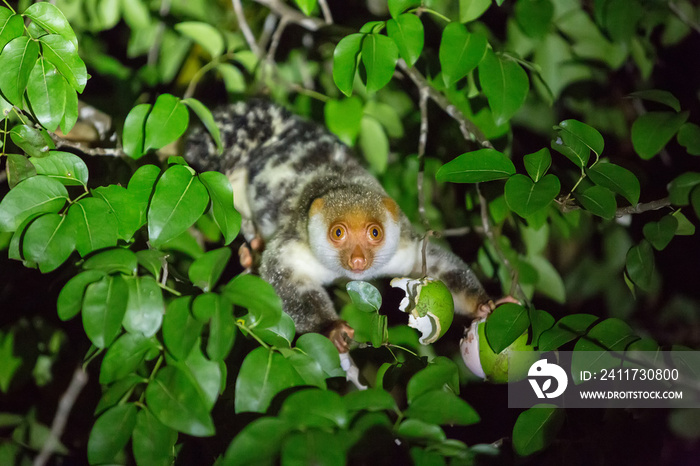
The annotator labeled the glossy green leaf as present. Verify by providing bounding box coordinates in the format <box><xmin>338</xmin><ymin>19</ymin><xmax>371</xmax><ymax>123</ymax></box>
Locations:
<box><xmin>668</xmin><ymin>172</ymin><xmax>700</xmax><ymax>205</ymax></box>
<box><xmin>388</xmin><ymin>0</ymin><xmax>420</xmax><ymax>18</ymax></box>
<box><xmin>626</xmin><ymin>240</ymin><xmax>655</xmax><ymax>291</ymax></box>
<box><xmin>324</xmin><ymin>97</ymin><xmax>363</xmax><ymax>146</ymax></box>
<box><xmin>163</xmin><ymin>297</ymin><xmax>202</xmax><ymax>361</ymax></box>
<box><xmin>512</xmin><ymin>404</ymin><xmax>564</xmax><ymax>456</ymax></box>
<box><xmin>235</xmin><ymin>347</ymin><xmax>305</xmax><ymax>413</ymax></box>
<box><xmin>87</xmin><ymin>403</ymin><xmax>137</xmax><ymax>465</ymax></box>
<box><xmin>359</xmin><ymin>115</ymin><xmax>389</xmax><ymax>174</ymax></box>
<box><xmin>123</xmin><ymin>103</ymin><xmax>151</xmax><ymax>159</ymax></box>
<box><xmin>677</xmin><ymin>123</ymin><xmax>700</xmax><ymax>156</ymax></box>
<box><xmin>123</xmin><ymin>276</ymin><xmax>164</xmax><ymax>337</ymax></box>
<box><xmin>632</xmin><ymin>111</ymin><xmax>689</xmax><ymax>159</ymax></box>
<box><xmin>61</xmin><ymin>86</ymin><xmax>79</xmax><ymax>134</ymax></box>
<box><xmin>204</xmin><ymin>294</ymin><xmax>236</xmax><ymax>361</ymax></box>
<box><xmin>255</xmin><ymin>314</ymin><xmax>295</xmax><ymax>348</ymax></box>
<box><xmin>57</xmin><ymin>270</ymin><xmax>105</xmax><ymax>321</ymax></box>
<box><xmin>223</xmin><ymin>274</ymin><xmax>282</xmax><ymax>329</ymax></box>
<box><xmin>294</xmin><ymin>0</ymin><xmax>317</xmax><ymax>16</ymax></box>
<box><xmin>144</xmin><ymin>94</ymin><xmax>189</xmax><ymax>151</ymax></box>
<box><xmin>587</xmin><ymin>162</ymin><xmax>640</xmax><ymax>206</ymax></box>
<box><xmin>128</xmin><ymin>164</ymin><xmax>160</xmax><ymax>225</ymax></box>
<box><xmin>175</xmin><ymin>21</ymin><xmax>224</xmax><ymax>58</ymax></box>
<box><xmin>361</xmin><ymin>34</ymin><xmax>399</xmax><ymax>93</ymax></box>
<box><xmin>99</xmin><ymin>332</ymin><xmax>156</xmax><ymax>384</ymax></box>
<box><xmin>39</xmin><ymin>34</ymin><xmax>88</xmax><ymax>93</ymax></box>
<box><xmin>529</xmin><ymin>255</ymin><xmax>566</xmax><ymax>303</ymax></box>
<box><xmin>397</xmin><ymin>419</ymin><xmax>446</xmax><ymax>442</ymax></box>
<box><xmin>628</xmin><ymin>89</ymin><xmax>681</xmax><ymax>112</ymax></box>
<box><xmin>5</xmin><ymin>153</ymin><xmax>37</xmax><ymax>189</ymax></box>
<box><xmin>333</xmin><ymin>33</ymin><xmax>363</xmax><ymax>96</ymax></box>
<box><xmin>132</xmin><ymin>409</ymin><xmax>178</xmax><ymax>466</ymax></box>
<box><xmin>283</xmin><ymin>349</ymin><xmax>326</xmax><ymax>388</ymax></box>
<box><xmin>460</xmin><ymin>0</ymin><xmax>491</xmax><ymax>23</ymax></box>
<box><xmin>643</xmin><ymin>215</ymin><xmax>677</xmax><ymax>251</ymax></box>
<box><xmin>136</xmin><ymin>250</ymin><xmax>166</xmax><ymax>280</ymax></box>
<box><xmin>557</xmin><ymin>119</ymin><xmax>604</xmax><ymax>158</ymax></box>
<box><xmin>573</xmin><ymin>318</ymin><xmax>639</xmax><ymax>354</ymax></box>
<box><xmin>0</xmin><ymin>36</ymin><xmax>39</xmax><ymax>105</ymax></box>
<box><xmin>386</xmin><ymin>14</ymin><xmax>424</xmax><ymax>67</ymax></box>
<box><xmin>92</xmin><ymin>185</ymin><xmax>142</xmax><ymax>241</ymax></box>
<box><xmin>82</xmin><ymin>275</ymin><xmax>129</xmax><ymax>348</ymax></box>
<box><xmin>83</xmin><ymin>248</ymin><xmax>138</xmax><ymax>275</ymax></box>
<box><xmin>515</xmin><ymin>0</ymin><xmax>553</xmax><ymax>38</ymax></box>
<box><xmin>182</xmin><ymin>98</ymin><xmax>222</xmax><ymax>154</ymax></box>
<box><xmin>436</xmin><ymin>148</ymin><xmax>516</xmax><ymax>183</ymax></box>
<box><xmin>66</xmin><ymin>198</ymin><xmax>119</xmax><ymax>256</ymax></box>
<box><xmin>199</xmin><ymin>171</ymin><xmax>241</xmax><ymax>245</ymax></box>
<box><xmin>26</xmin><ymin>58</ymin><xmax>66</xmax><ymax>132</ymax></box>
<box><xmin>94</xmin><ymin>374</ymin><xmax>143</xmax><ymax>416</ymax></box>
<box><xmin>479</xmin><ymin>50</ymin><xmax>529</xmax><ymax>125</ymax></box>
<box><xmin>0</xmin><ymin>175</ymin><xmax>68</xmax><ymax>232</ymax></box>
<box><xmin>296</xmin><ymin>333</ymin><xmax>344</xmax><ymax>378</ymax></box>
<box><xmin>551</xmin><ymin>128</ymin><xmax>590</xmax><ymax>168</ymax></box>
<box><xmin>505</xmin><ymin>174</ymin><xmax>560</xmax><ymax>218</ymax></box>
<box><xmin>145</xmin><ymin>366</ymin><xmax>215</xmax><ymax>436</ymax></box>
<box><xmin>10</xmin><ymin>125</ymin><xmax>54</xmax><ymax>157</ymax></box>
<box><xmin>346</xmin><ymin>280</ymin><xmax>382</xmax><ymax>313</ymax></box>
<box><xmin>30</xmin><ymin>151</ymin><xmax>88</xmax><ymax>186</ymax></box>
<box><xmin>222</xmin><ymin>418</ymin><xmax>292</xmax><ymax>466</ymax></box>
<box><xmin>217</xmin><ymin>63</ymin><xmax>246</xmax><ymax>93</ymax></box>
<box><xmin>188</xmin><ymin>247</ymin><xmax>231</xmax><ymax>292</ymax></box>
<box><xmin>484</xmin><ymin>302</ymin><xmax>529</xmax><ymax>354</ymax></box>
<box><xmin>440</xmin><ymin>23</ymin><xmax>487</xmax><ymax>86</ymax></box>
<box><xmin>280</xmin><ymin>389</ymin><xmax>348</xmax><ymax>429</ymax></box>
<box><xmin>523</xmin><ymin>148</ymin><xmax>551</xmax><ymax>182</ymax></box>
<box><xmin>0</xmin><ymin>12</ymin><xmax>23</xmax><ymax>52</ymax></box>
<box><xmin>530</xmin><ymin>309</ymin><xmax>555</xmax><ymax>346</ymax></box>
<box><xmin>406</xmin><ymin>357</ymin><xmax>459</xmax><ymax>404</ymax></box>
<box><xmin>148</xmin><ymin>165</ymin><xmax>209</xmax><ymax>247</ymax></box>
<box><xmin>405</xmin><ymin>389</ymin><xmax>480</xmax><ymax>426</ymax></box>
<box><xmin>185</xmin><ymin>342</ymin><xmax>222</xmax><ymax>409</ymax></box>
<box><xmin>576</xmin><ymin>185</ymin><xmax>617</xmax><ymax>219</ymax></box>
<box><xmin>22</xmin><ymin>213</ymin><xmax>75</xmax><ymax>273</ymax></box>
<box><xmin>344</xmin><ymin>388</ymin><xmax>397</xmax><ymax>412</ymax></box>
<box><xmin>281</xmin><ymin>430</ymin><xmax>345</xmax><ymax>466</ymax></box>
<box><xmin>23</xmin><ymin>2</ymin><xmax>78</xmax><ymax>47</ymax></box>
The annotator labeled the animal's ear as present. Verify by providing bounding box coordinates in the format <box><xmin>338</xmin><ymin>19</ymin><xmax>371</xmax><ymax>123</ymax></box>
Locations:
<box><xmin>382</xmin><ymin>197</ymin><xmax>399</xmax><ymax>221</ymax></box>
<box><xmin>309</xmin><ymin>198</ymin><xmax>325</xmax><ymax>216</ymax></box>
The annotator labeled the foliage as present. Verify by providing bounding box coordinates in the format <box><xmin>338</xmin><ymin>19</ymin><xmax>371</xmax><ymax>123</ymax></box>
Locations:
<box><xmin>0</xmin><ymin>0</ymin><xmax>699</xmax><ymax>465</ymax></box>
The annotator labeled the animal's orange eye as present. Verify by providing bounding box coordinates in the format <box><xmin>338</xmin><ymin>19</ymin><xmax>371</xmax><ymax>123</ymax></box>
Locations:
<box><xmin>329</xmin><ymin>224</ymin><xmax>346</xmax><ymax>242</ymax></box>
<box><xmin>367</xmin><ymin>224</ymin><xmax>383</xmax><ymax>241</ymax></box>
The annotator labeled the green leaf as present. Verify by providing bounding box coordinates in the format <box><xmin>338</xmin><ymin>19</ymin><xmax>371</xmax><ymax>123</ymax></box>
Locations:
<box><xmin>95</xmin><ymin>374</ymin><xmax>142</xmax><ymax>416</ymax></box>
<box><xmin>530</xmin><ymin>309</ymin><xmax>555</xmax><ymax>346</ymax></box>
<box><xmin>0</xmin><ymin>36</ymin><xmax>39</xmax><ymax>105</ymax></box>
<box><xmin>626</xmin><ymin>240</ymin><xmax>655</xmax><ymax>291</ymax></box>
<box><xmin>30</xmin><ymin>151</ymin><xmax>89</xmax><ymax>186</ymax></box>
<box><xmin>460</xmin><ymin>0</ymin><xmax>491</xmax><ymax>23</ymax></box>
<box><xmin>175</xmin><ymin>22</ymin><xmax>224</xmax><ymax>58</ymax></box>
<box><xmin>136</xmin><ymin>250</ymin><xmax>166</xmax><ymax>280</ymax></box>
<box><xmin>514</xmin><ymin>0</ymin><xmax>553</xmax><ymax>38</ymax></box>
<box><xmin>145</xmin><ymin>366</ymin><xmax>215</xmax><ymax>437</ymax></box>
<box><xmin>628</xmin><ymin>89</ymin><xmax>681</xmax><ymax>112</ymax></box>
<box><xmin>484</xmin><ymin>302</ymin><xmax>529</xmax><ymax>354</ymax></box>
<box><xmin>185</xmin><ymin>342</ymin><xmax>222</xmax><ymax>409</ymax></box>
<box><xmin>188</xmin><ymin>247</ymin><xmax>232</xmax><ymax>292</ymax></box>
<box><xmin>397</xmin><ymin>419</ymin><xmax>446</xmax><ymax>442</ymax></box>
<box><xmin>643</xmin><ymin>215</ymin><xmax>677</xmax><ymax>251</ymax></box>
<box><xmin>479</xmin><ymin>50</ymin><xmax>529</xmax><ymax>125</ymax></box>
<box><xmin>512</xmin><ymin>404</ymin><xmax>564</xmax><ymax>456</ymax></box>
<box><xmin>223</xmin><ymin>274</ymin><xmax>282</xmax><ymax>329</ymax></box>
<box><xmin>39</xmin><ymin>34</ymin><xmax>88</xmax><ymax>93</ymax></box>
<box><xmin>144</xmin><ymin>94</ymin><xmax>189</xmax><ymax>152</ymax></box>
<box><xmin>677</xmin><ymin>123</ymin><xmax>700</xmax><ymax>156</ymax></box>
<box><xmin>87</xmin><ymin>403</ymin><xmax>137</xmax><ymax>465</ymax></box>
<box><xmin>99</xmin><ymin>332</ymin><xmax>156</xmax><ymax>384</ymax></box>
<box><xmin>23</xmin><ymin>2</ymin><xmax>78</xmax><ymax>47</ymax></box>
<box><xmin>505</xmin><ymin>174</ymin><xmax>560</xmax><ymax>218</ymax></box>
<box><xmin>587</xmin><ymin>162</ymin><xmax>640</xmax><ymax>206</ymax></box>
<box><xmin>523</xmin><ymin>148</ymin><xmax>551</xmax><ymax>182</ymax></box>
<box><xmin>123</xmin><ymin>103</ymin><xmax>151</xmax><ymax>159</ymax></box>
<box><xmin>296</xmin><ymin>333</ymin><xmax>344</xmax><ymax>378</ymax></box>
<box><xmin>22</xmin><ymin>213</ymin><xmax>75</xmax><ymax>273</ymax></box>
<box><xmin>557</xmin><ymin>119</ymin><xmax>604</xmax><ymax>159</ymax></box>
<box><xmin>163</xmin><ymin>297</ymin><xmax>202</xmax><ymax>360</ymax></box>
<box><xmin>405</xmin><ymin>390</ymin><xmax>480</xmax><ymax>426</ymax></box>
<box><xmin>361</xmin><ymin>34</ymin><xmax>399</xmax><ymax>93</ymax></box>
<box><xmin>668</xmin><ymin>172</ymin><xmax>700</xmax><ymax>205</ymax></box>
<box><xmin>83</xmin><ymin>248</ymin><xmax>138</xmax><ymax>275</ymax></box>
<box><xmin>280</xmin><ymin>389</ymin><xmax>348</xmax><ymax>429</ymax></box>
<box><xmin>632</xmin><ymin>111</ymin><xmax>689</xmax><ymax>159</ymax></box>
<box><xmin>235</xmin><ymin>347</ymin><xmax>305</xmax><ymax>413</ymax></box>
<box><xmin>66</xmin><ymin>197</ymin><xmax>119</xmax><ymax>256</ymax></box>
<box><xmin>573</xmin><ymin>318</ymin><xmax>639</xmax><ymax>353</ymax></box>
<box><xmin>344</xmin><ymin>388</ymin><xmax>397</xmax><ymax>412</ymax></box>
<box><xmin>333</xmin><ymin>33</ymin><xmax>363</xmax><ymax>96</ymax></box>
<box><xmin>199</xmin><ymin>171</ymin><xmax>241</xmax><ymax>245</ymax></box>
<box><xmin>0</xmin><ymin>12</ymin><xmax>23</xmax><ymax>52</ymax></box>
<box><xmin>406</xmin><ymin>357</ymin><xmax>459</xmax><ymax>404</ymax></box>
<box><xmin>0</xmin><ymin>175</ymin><xmax>68</xmax><ymax>232</ymax></box>
<box><xmin>386</xmin><ymin>14</ymin><xmax>424</xmax><ymax>67</ymax></box>
<box><xmin>61</xmin><ymin>86</ymin><xmax>79</xmax><ymax>134</ymax></box>
<box><xmin>529</xmin><ymin>255</ymin><xmax>566</xmax><ymax>303</ymax></box>
<box><xmin>123</xmin><ymin>276</ymin><xmax>164</xmax><ymax>337</ymax></box>
<box><xmin>551</xmin><ymin>128</ymin><xmax>590</xmax><ymax>168</ymax></box>
<box><xmin>346</xmin><ymin>281</ymin><xmax>382</xmax><ymax>312</ymax></box>
<box><xmin>283</xmin><ymin>349</ymin><xmax>326</xmax><ymax>387</ymax></box>
<box><xmin>388</xmin><ymin>0</ymin><xmax>420</xmax><ymax>18</ymax></box>
<box><xmin>57</xmin><ymin>270</ymin><xmax>105</xmax><ymax>321</ymax></box>
<box><xmin>216</xmin><ymin>63</ymin><xmax>246</xmax><ymax>94</ymax></box>
<box><xmin>10</xmin><ymin>125</ymin><xmax>54</xmax><ymax>157</ymax></box>
<box><xmin>222</xmin><ymin>418</ymin><xmax>292</xmax><ymax>466</ymax></box>
<box><xmin>82</xmin><ymin>275</ymin><xmax>129</xmax><ymax>348</ymax></box>
<box><xmin>294</xmin><ymin>0</ymin><xmax>318</xmax><ymax>16</ymax></box>
<box><xmin>132</xmin><ymin>409</ymin><xmax>178</xmax><ymax>466</ymax></box>
<box><xmin>281</xmin><ymin>430</ymin><xmax>346</xmax><ymax>466</ymax></box>
<box><xmin>5</xmin><ymin>153</ymin><xmax>37</xmax><ymax>189</ymax></box>
<box><xmin>576</xmin><ymin>185</ymin><xmax>617</xmax><ymax>220</ymax></box>
<box><xmin>92</xmin><ymin>185</ymin><xmax>142</xmax><ymax>241</ymax></box>
<box><xmin>324</xmin><ymin>97</ymin><xmax>364</xmax><ymax>146</ymax></box>
<box><xmin>26</xmin><ymin>58</ymin><xmax>66</xmax><ymax>132</ymax></box>
<box><xmin>182</xmin><ymin>98</ymin><xmax>223</xmax><ymax>154</ymax></box>
<box><xmin>359</xmin><ymin>115</ymin><xmax>389</xmax><ymax>174</ymax></box>
<box><xmin>436</xmin><ymin>148</ymin><xmax>516</xmax><ymax>183</ymax></box>
<box><xmin>148</xmin><ymin>164</ymin><xmax>209</xmax><ymax>247</ymax></box>
<box><xmin>204</xmin><ymin>294</ymin><xmax>236</xmax><ymax>361</ymax></box>
<box><xmin>440</xmin><ymin>23</ymin><xmax>487</xmax><ymax>87</ymax></box>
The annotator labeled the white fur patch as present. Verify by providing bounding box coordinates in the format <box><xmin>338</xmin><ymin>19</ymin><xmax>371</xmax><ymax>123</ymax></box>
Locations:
<box><xmin>282</xmin><ymin>240</ymin><xmax>338</xmax><ymax>284</ymax></box>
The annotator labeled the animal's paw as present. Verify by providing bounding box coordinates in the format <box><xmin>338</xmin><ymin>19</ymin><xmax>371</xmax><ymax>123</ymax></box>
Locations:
<box><xmin>327</xmin><ymin>320</ymin><xmax>355</xmax><ymax>354</ymax></box>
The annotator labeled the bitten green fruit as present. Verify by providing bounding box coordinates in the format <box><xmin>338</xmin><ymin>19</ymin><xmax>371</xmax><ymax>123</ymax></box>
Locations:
<box><xmin>390</xmin><ymin>277</ymin><xmax>455</xmax><ymax>344</ymax></box>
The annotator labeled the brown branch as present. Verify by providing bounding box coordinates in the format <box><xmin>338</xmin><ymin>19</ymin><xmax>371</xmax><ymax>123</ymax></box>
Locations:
<box><xmin>33</xmin><ymin>368</ymin><xmax>89</xmax><ymax>466</ymax></box>
<box><xmin>253</xmin><ymin>0</ymin><xmax>326</xmax><ymax>31</ymax></box>
<box><xmin>318</xmin><ymin>0</ymin><xmax>333</xmax><ymax>24</ymax></box>
<box><xmin>615</xmin><ymin>197</ymin><xmax>671</xmax><ymax>216</ymax></box>
<box><xmin>232</xmin><ymin>0</ymin><xmax>262</xmax><ymax>57</ymax></box>
<box><xmin>50</xmin><ymin>133</ymin><xmax>124</xmax><ymax>157</ymax></box>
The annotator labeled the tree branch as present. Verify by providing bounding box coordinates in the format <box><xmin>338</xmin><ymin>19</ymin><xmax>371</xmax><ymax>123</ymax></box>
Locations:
<box><xmin>669</xmin><ymin>1</ymin><xmax>700</xmax><ymax>35</ymax></box>
<box><xmin>253</xmin><ymin>0</ymin><xmax>326</xmax><ymax>31</ymax></box>
<box><xmin>232</xmin><ymin>0</ymin><xmax>262</xmax><ymax>57</ymax></box>
<box><xmin>615</xmin><ymin>197</ymin><xmax>671</xmax><ymax>216</ymax></box>
<box><xmin>318</xmin><ymin>0</ymin><xmax>333</xmax><ymax>24</ymax></box>
<box><xmin>50</xmin><ymin>133</ymin><xmax>125</xmax><ymax>157</ymax></box>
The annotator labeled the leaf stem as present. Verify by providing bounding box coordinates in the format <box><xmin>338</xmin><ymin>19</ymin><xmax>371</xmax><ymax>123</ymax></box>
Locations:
<box><xmin>236</xmin><ymin>320</ymin><xmax>271</xmax><ymax>349</ymax></box>
<box><xmin>1</xmin><ymin>0</ymin><xmax>15</xmax><ymax>13</ymax></box>
<box><xmin>412</xmin><ymin>7</ymin><xmax>451</xmax><ymax>23</ymax></box>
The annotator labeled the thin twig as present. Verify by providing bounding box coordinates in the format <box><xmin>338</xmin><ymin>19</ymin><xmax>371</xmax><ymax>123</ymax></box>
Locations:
<box><xmin>416</xmin><ymin>88</ymin><xmax>430</xmax><ymax>232</ymax></box>
<box><xmin>33</xmin><ymin>368</ymin><xmax>89</xmax><ymax>466</ymax></box>
<box><xmin>50</xmin><ymin>134</ymin><xmax>125</xmax><ymax>157</ymax></box>
<box><xmin>253</xmin><ymin>0</ymin><xmax>326</xmax><ymax>31</ymax></box>
<box><xmin>266</xmin><ymin>16</ymin><xmax>288</xmax><ymax>66</ymax></box>
<box><xmin>669</xmin><ymin>1</ymin><xmax>700</xmax><ymax>34</ymax></box>
<box><xmin>147</xmin><ymin>0</ymin><xmax>172</xmax><ymax>67</ymax></box>
<box><xmin>616</xmin><ymin>197</ymin><xmax>671</xmax><ymax>216</ymax></box>
<box><xmin>318</xmin><ymin>0</ymin><xmax>334</xmax><ymax>24</ymax></box>
<box><xmin>258</xmin><ymin>13</ymin><xmax>279</xmax><ymax>51</ymax></box>
<box><xmin>232</xmin><ymin>0</ymin><xmax>262</xmax><ymax>57</ymax></box>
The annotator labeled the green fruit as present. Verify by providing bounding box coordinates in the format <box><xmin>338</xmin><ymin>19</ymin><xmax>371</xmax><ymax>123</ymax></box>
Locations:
<box><xmin>390</xmin><ymin>277</ymin><xmax>455</xmax><ymax>344</ymax></box>
<box><xmin>477</xmin><ymin>321</ymin><xmax>539</xmax><ymax>383</ymax></box>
